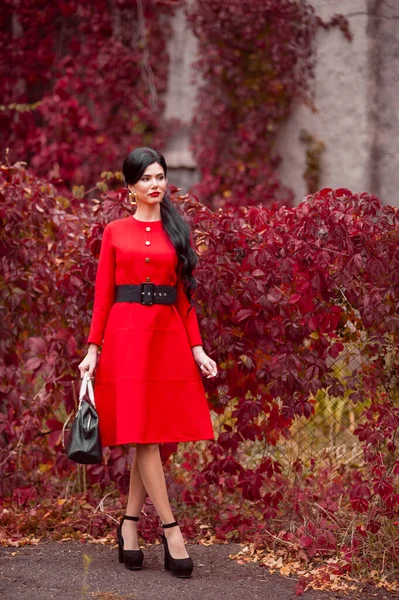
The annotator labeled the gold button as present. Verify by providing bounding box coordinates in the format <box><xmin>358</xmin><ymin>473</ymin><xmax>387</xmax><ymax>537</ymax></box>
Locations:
<box><xmin>145</xmin><ymin>257</ymin><xmax>150</xmax><ymax>263</ymax></box>
<box><xmin>146</xmin><ymin>226</ymin><xmax>151</xmax><ymax>232</ymax></box>
<box><xmin>145</xmin><ymin>241</ymin><xmax>150</xmax><ymax>246</ymax></box>
<box><xmin>146</xmin><ymin>276</ymin><xmax>151</xmax><ymax>282</ymax></box>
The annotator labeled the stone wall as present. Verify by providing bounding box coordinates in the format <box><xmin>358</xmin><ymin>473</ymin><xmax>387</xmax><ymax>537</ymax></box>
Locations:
<box><xmin>163</xmin><ymin>1</ymin><xmax>399</xmax><ymax>205</ymax></box>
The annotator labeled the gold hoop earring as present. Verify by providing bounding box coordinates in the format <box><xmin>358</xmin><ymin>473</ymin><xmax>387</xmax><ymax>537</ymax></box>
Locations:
<box><xmin>129</xmin><ymin>190</ymin><xmax>137</xmax><ymax>206</ymax></box>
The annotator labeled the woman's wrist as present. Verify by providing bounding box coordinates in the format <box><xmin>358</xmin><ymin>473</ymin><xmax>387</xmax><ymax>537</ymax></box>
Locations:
<box><xmin>191</xmin><ymin>345</ymin><xmax>203</xmax><ymax>356</ymax></box>
<box><xmin>88</xmin><ymin>343</ymin><xmax>99</xmax><ymax>354</ymax></box>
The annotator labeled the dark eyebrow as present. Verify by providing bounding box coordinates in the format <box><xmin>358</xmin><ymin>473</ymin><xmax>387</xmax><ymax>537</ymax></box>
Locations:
<box><xmin>143</xmin><ymin>172</ymin><xmax>164</xmax><ymax>176</ymax></box>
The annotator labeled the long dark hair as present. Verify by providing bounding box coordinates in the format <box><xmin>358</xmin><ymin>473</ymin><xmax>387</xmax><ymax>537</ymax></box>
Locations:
<box><xmin>122</xmin><ymin>147</ymin><xmax>198</xmax><ymax>306</ymax></box>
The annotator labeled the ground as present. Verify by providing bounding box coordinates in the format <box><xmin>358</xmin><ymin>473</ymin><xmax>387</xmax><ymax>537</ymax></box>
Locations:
<box><xmin>1</xmin><ymin>541</ymin><xmax>396</xmax><ymax>600</ymax></box>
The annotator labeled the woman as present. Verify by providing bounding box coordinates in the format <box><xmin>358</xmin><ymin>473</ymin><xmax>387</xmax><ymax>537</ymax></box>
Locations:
<box><xmin>78</xmin><ymin>147</ymin><xmax>217</xmax><ymax>579</ymax></box>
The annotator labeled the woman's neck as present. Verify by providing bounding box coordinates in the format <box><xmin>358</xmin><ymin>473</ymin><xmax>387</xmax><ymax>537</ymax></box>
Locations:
<box><xmin>133</xmin><ymin>206</ymin><xmax>162</xmax><ymax>222</ymax></box>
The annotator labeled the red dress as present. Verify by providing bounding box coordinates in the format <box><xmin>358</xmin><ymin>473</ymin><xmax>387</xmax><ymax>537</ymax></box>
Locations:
<box><xmin>87</xmin><ymin>215</ymin><xmax>214</xmax><ymax>447</ymax></box>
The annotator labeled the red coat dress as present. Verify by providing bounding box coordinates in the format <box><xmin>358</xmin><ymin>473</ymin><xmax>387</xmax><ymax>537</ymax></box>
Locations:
<box><xmin>87</xmin><ymin>215</ymin><xmax>214</xmax><ymax>447</ymax></box>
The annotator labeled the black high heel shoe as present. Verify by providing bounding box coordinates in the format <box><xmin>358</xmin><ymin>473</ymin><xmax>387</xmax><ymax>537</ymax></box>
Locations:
<box><xmin>117</xmin><ymin>515</ymin><xmax>144</xmax><ymax>570</ymax></box>
<box><xmin>162</xmin><ymin>521</ymin><xmax>193</xmax><ymax>578</ymax></box>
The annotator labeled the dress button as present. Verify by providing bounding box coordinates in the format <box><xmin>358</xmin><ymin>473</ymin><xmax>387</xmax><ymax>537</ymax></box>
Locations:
<box><xmin>145</xmin><ymin>241</ymin><xmax>150</xmax><ymax>246</ymax></box>
<box><xmin>146</xmin><ymin>226</ymin><xmax>151</xmax><ymax>232</ymax></box>
<box><xmin>146</xmin><ymin>276</ymin><xmax>151</xmax><ymax>282</ymax></box>
<box><xmin>145</xmin><ymin>257</ymin><xmax>150</xmax><ymax>263</ymax></box>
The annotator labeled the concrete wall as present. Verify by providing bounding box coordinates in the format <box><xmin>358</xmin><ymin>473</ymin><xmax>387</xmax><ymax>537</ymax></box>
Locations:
<box><xmin>367</xmin><ymin>0</ymin><xmax>399</xmax><ymax>205</ymax></box>
<box><xmin>276</xmin><ymin>0</ymin><xmax>370</xmax><ymax>203</ymax></box>
<box><xmin>163</xmin><ymin>1</ymin><xmax>399</xmax><ymax>205</ymax></box>
<box><xmin>163</xmin><ymin>7</ymin><xmax>200</xmax><ymax>192</ymax></box>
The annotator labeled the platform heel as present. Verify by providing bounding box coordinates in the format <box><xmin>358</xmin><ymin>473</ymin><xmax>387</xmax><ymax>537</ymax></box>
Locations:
<box><xmin>117</xmin><ymin>515</ymin><xmax>144</xmax><ymax>570</ymax></box>
<box><xmin>161</xmin><ymin>521</ymin><xmax>193</xmax><ymax>578</ymax></box>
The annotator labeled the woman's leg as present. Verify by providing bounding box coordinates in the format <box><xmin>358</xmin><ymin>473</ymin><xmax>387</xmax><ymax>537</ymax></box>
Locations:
<box><xmin>135</xmin><ymin>443</ymin><xmax>189</xmax><ymax>559</ymax></box>
<box><xmin>122</xmin><ymin>450</ymin><xmax>148</xmax><ymax>551</ymax></box>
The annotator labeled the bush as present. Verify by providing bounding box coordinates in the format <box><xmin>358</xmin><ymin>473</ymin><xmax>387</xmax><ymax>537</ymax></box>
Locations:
<box><xmin>181</xmin><ymin>187</ymin><xmax>399</xmax><ymax>577</ymax></box>
<box><xmin>1</xmin><ymin>164</ymin><xmax>399</xmax><ymax>579</ymax></box>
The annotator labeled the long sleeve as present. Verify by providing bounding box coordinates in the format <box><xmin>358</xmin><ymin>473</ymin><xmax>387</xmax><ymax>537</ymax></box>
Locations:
<box><xmin>87</xmin><ymin>224</ymin><xmax>116</xmax><ymax>346</ymax></box>
<box><xmin>175</xmin><ymin>276</ymin><xmax>203</xmax><ymax>348</ymax></box>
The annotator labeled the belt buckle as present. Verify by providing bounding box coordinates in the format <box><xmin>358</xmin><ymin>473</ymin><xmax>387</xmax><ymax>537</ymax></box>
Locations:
<box><xmin>141</xmin><ymin>282</ymin><xmax>155</xmax><ymax>306</ymax></box>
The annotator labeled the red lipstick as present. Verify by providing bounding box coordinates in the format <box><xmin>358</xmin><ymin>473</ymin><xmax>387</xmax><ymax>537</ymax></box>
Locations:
<box><xmin>149</xmin><ymin>192</ymin><xmax>160</xmax><ymax>197</ymax></box>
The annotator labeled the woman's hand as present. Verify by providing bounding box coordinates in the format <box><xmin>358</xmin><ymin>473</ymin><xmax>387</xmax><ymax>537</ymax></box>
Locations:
<box><xmin>78</xmin><ymin>344</ymin><xmax>98</xmax><ymax>379</ymax></box>
<box><xmin>192</xmin><ymin>346</ymin><xmax>217</xmax><ymax>378</ymax></box>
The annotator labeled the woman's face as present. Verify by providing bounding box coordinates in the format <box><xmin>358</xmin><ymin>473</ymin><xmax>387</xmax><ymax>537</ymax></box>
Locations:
<box><xmin>130</xmin><ymin>162</ymin><xmax>167</xmax><ymax>206</ymax></box>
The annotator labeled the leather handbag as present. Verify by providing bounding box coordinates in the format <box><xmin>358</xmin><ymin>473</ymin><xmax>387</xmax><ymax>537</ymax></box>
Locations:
<box><xmin>65</xmin><ymin>372</ymin><xmax>102</xmax><ymax>464</ymax></box>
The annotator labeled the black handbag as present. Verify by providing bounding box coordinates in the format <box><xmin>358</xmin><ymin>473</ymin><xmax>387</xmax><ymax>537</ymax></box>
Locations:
<box><xmin>65</xmin><ymin>372</ymin><xmax>102</xmax><ymax>464</ymax></box>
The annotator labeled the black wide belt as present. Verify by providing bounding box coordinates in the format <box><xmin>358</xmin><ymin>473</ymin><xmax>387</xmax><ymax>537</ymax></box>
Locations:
<box><xmin>115</xmin><ymin>283</ymin><xmax>177</xmax><ymax>306</ymax></box>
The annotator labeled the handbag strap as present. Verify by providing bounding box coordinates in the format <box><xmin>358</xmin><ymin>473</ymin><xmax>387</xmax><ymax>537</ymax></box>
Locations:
<box><xmin>77</xmin><ymin>372</ymin><xmax>96</xmax><ymax>411</ymax></box>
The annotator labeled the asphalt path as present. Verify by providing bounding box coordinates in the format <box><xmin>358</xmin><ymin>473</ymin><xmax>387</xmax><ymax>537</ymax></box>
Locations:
<box><xmin>0</xmin><ymin>541</ymin><xmax>393</xmax><ymax>600</ymax></box>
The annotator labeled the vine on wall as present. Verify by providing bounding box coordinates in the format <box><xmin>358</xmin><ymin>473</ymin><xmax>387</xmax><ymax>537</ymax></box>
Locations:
<box><xmin>0</xmin><ymin>0</ymin><xmax>174</xmax><ymax>188</ymax></box>
<box><xmin>300</xmin><ymin>129</ymin><xmax>325</xmax><ymax>194</ymax></box>
<box><xmin>186</xmin><ymin>0</ymin><xmax>317</xmax><ymax>208</ymax></box>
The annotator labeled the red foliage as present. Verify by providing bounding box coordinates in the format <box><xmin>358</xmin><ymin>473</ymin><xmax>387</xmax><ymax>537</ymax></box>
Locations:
<box><xmin>0</xmin><ymin>161</ymin><xmax>91</xmax><ymax>499</ymax></box>
<box><xmin>0</xmin><ymin>1</ymin><xmax>173</xmax><ymax>188</ymax></box>
<box><xmin>186</xmin><ymin>0</ymin><xmax>316</xmax><ymax>208</ymax></box>
<box><xmin>180</xmin><ymin>187</ymin><xmax>399</xmax><ymax>566</ymax></box>
<box><xmin>1</xmin><ymin>164</ymin><xmax>399</xmax><ymax>577</ymax></box>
